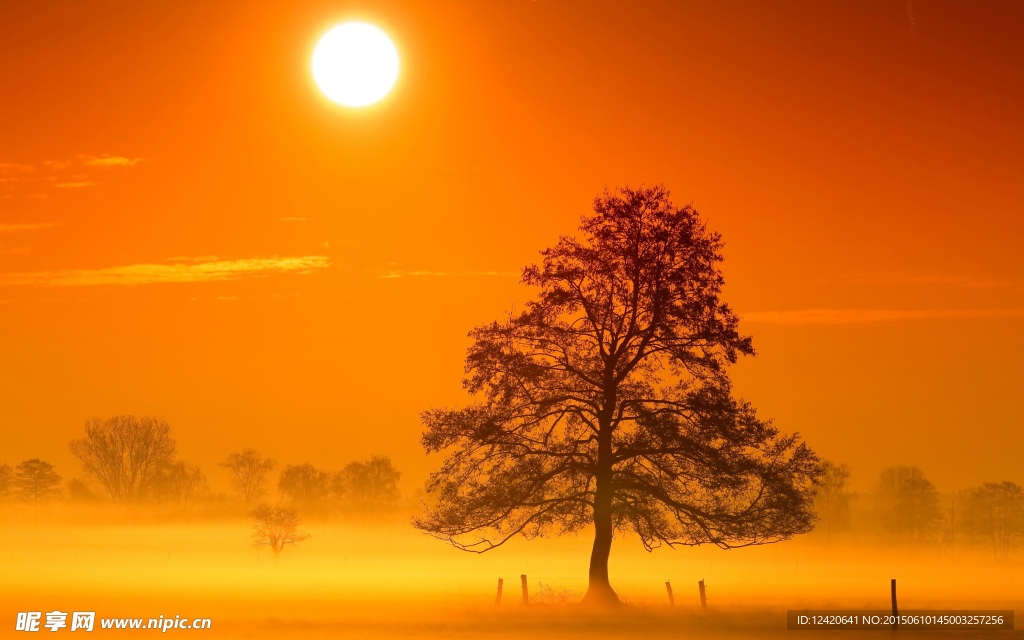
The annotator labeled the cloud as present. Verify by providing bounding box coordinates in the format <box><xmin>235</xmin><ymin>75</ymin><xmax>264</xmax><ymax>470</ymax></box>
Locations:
<box><xmin>0</xmin><ymin>256</ymin><xmax>329</xmax><ymax>287</ymax></box>
<box><xmin>741</xmin><ymin>308</ymin><xmax>1024</xmax><ymax>325</ymax></box>
<box><xmin>378</xmin><ymin>270</ymin><xmax>519</xmax><ymax>279</ymax></box>
<box><xmin>55</xmin><ymin>181</ymin><xmax>97</xmax><ymax>188</ymax></box>
<box><xmin>81</xmin><ymin>155</ymin><xmax>145</xmax><ymax>168</ymax></box>
<box><xmin>0</xmin><ymin>162</ymin><xmax>34</xmax><ymax>173</ymax></box>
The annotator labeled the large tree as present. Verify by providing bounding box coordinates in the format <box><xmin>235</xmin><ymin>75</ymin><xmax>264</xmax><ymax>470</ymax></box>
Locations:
<box><xmin>415</xmin><ymin>186</ymin><xmax>820</xmax><ymax>605</ymax></box>
<box><xmin>69</xmin><ymin>415</ymin><xmax>175</xmax><ymax>503</ymax></box>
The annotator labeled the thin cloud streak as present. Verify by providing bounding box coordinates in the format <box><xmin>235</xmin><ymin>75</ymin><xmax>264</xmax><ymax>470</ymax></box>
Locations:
<box><xmin>0</xmin><ymin>223</ymin><xmax>57</xmax><ymax>233</ymax></box>
<box><xmin>0</xmin><ymin>256</ymin><xmax>329</xmax><ymax>287</ymax></box>
<box><xmin>81</xmin><ymin>155</ymin><xmax>144</xmax><ymax>167</ymax></box>
<box><xmin>742</xmin><ymin>308</ymin><xmax>1024</xmax><ymax>325</ymax></box>
<box><xmin>378</xmin><ymin>270</ymin><xmax>519</xmax><ymax>279</ymax></box>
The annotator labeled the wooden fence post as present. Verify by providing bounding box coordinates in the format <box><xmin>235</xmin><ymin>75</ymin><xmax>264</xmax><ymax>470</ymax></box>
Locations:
<box><xmin>698</xmin><ymin>579</ymin><xmax>707</xmax><ymax>609</ymax></box>
<box><xmin>495</xmin><ymin>577</ymin><xmax>503</xmax><ymax>605</ymax></box>
<box><xmin>891</xmin><ymin>579</ymin><xmax>898</xmax><ymax>629</ymax></box>
<box><xmin>521</xmin><ymin>574</ymin><xmax>529</xmax><ymax>605</ymax></box>
<box><xmin>665</xmin><ymin>581</ymin><xmax>675</xmax><ymax>606</ymax></box>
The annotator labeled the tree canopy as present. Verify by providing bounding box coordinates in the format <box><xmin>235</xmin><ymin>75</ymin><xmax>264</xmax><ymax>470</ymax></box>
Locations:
<box><xmin>415</xmin><ymin>185</ymin><xmax>820</xmax><ymax>604</ymax></box>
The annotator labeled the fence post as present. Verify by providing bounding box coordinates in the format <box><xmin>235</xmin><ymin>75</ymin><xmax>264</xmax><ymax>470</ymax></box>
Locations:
<box><xmin>698</xmin><ymin>579</ymin><xmax>707</xmax><ymax>609</ymax></box>
<box><xmin>891</xmin><ymin>579</ymin><xmax>898</xmax><ymax>629</ymax></box>
<box><xmin>665</xmin><ymin>581</ymin><xmax>675</xmax><ymax>606</ymax></box>
<box><xmin>521</xmin><ymin>574</ymin><xmax>529</xmax><ymax>605</ymax></box>
<box><xmin>495</xmin><ymin>577</ymin><xmax>503</xmax><ymax>605</ymax></box>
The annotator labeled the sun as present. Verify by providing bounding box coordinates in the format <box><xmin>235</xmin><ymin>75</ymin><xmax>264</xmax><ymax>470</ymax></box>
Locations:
<box><xmin>312</xmin><ymin>22</ymin><xmax>399</xmax><ymax>107</ymax></box>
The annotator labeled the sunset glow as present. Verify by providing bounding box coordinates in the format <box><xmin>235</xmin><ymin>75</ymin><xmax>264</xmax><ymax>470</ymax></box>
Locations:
<box><xmin>1</xmin><ymin>1</ymin><xmax>1022</xmax><ymax>639</ymax></box>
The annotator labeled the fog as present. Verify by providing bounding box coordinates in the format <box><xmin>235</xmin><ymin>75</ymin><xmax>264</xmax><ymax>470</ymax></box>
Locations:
<box><xmin>3</xmin><ymin>507</ymin><xmax>1020</xmax><ymax>639</ymax></box>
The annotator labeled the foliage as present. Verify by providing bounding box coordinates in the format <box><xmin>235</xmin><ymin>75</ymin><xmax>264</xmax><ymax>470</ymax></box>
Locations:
<box><xmin>250</xmin><ymin>503</ymin><xmax>311</xmax><ymax>559</ymax></box>
<box><xmin>14</xmin><ymin>459</ymin><xmax>63</xmax><ymax>505</ymax></box>
<box><xmin>69</xmin><ymin>415</ymin><xmax>176</xmax><ymax>503</ymax></box>
<box><xmin>415</xmin><ymin>185</ymin><xmax>820</xmax><ymax>603</ymax></box>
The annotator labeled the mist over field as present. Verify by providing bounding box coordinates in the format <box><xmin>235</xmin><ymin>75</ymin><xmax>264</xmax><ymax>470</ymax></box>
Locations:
<box><xmin>2</xmin><ymin>504</ymin><xmax>1022</xmax><ymax>638</ymax></box>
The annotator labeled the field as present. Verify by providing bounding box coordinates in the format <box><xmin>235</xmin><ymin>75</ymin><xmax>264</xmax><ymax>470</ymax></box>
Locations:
<box><xmin>3</xmin><ymin>512</ymin><xmax>1022</xmax><ymax>638</ymax></box>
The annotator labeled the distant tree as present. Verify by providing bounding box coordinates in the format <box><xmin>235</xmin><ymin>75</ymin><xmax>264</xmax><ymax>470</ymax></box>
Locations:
<box><xmin>0</xmin><ymin>463</ymin><xmax>12</xmax><ymax>499</ymax></box>
<box><xmin>876</xmin><ymin>466</ymin><xmax>943</xmax><ymax>542</ymax></box>
<box><xmin>962</xmin><ymin>481</ymin><xmax>1024</xmax><ymax>561</ymax></box>
<box><xmin>334</xmin><ymin>456</ymin><xmax>401</xmax><ymax>511</ymax></box>
<box><xmin>414</xmin><ymin>186</ymin><xmax>820</xmax><ymax>605</ymax></box>
<box><xmin>69</xmin><ymin>415</ymin><xmax>176</xmax><ymax>503</ymax></box>
<box><xmin>278</xmin><ymin>463</ymin><xmax>330</xmax><ymax>512</ymax></box>
<box><xmin>815</xmin><ymin>461</ymin><xmax>853</xmax><ymax>539</ymax></box>
<box><xmin>220</xmin><ymin>450</ymin><xmax>276</xmax><ymax>505</ymax></box>
<box><xmin>14</xmin><ymin>459</ymin><xmax>62</xmax><ymax>505</ymax></box>
<box><xmin>250</xmin><ymin>504</ymin><xmax>311</xmax><ymax>560</ymax></box>
<box><xmin>66</xmin><ymin>478</ymin><xmax>102</xmax><ymax>503</ymax></box>
<box><xmin>154</xmin><ymin>462</ymin><xmax>209</xmax><ymax>506</ymax></box>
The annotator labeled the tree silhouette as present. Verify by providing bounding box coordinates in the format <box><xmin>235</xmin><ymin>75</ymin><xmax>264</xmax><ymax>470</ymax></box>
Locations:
<box><xmin>876</xmin><ymin>466</ymin><xmax>943</xmax><ymax>543</ymax></box>
<box><xmin>279</xmin><ymin>463</ymin><xmax>330</xmax><ymax>512</ymax></box>
<box><xmin>221</xmin><ymin>450</ymin><xmax>276</xmax><ymax>505</ymax></box>
<box><xmin>335</xmin><ymin>456</ymin><xmax>402</xmax><ymax>512</ymax></box>
<box><xmin>815</xmin><ymin>461</ymin><xmax>853</xmax><ymax>539</ymax></box>
<box><xmin>250</xmin><ymin>504</ymin><xmax>311</xmax><ymax>560</ymax></box>
<box><xmin>69</xmin><ymin>415</ymin><xmax>176</xmax><ymax>503</ymax></box>
<box><xmin>415</xmin><ymin>185</ymin><xmax>820</xmax><ymax>605</ymax></box>
<box><xmin>962</xmin><ymin>481</ymin><xmax>1024</xmax><ymax>561</ymax></box>
<box><xmin>154</xmin><ymin>461</ymin><xmax>209</xmax><ymax>506</ymax></box>
<box><xmin>14</xmin><ymin>459</ymin><xmax>62</xmax><ymax>505</ymax></box>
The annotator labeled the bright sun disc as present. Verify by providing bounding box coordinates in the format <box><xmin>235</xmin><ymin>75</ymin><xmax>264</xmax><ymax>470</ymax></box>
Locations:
<box><xmin>312</xmin><ymin>22</ymin><xmax>399</xmax><ymax>107</ymax></box>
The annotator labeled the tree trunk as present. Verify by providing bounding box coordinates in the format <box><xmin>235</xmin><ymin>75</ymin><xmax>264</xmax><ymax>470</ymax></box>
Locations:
<box><xmin>581</xmin><ymin>415</ymin><xmax>620</xmax><ymax>606</ymax></box>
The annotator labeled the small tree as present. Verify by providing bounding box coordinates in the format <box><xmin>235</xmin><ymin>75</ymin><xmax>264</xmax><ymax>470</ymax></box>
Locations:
<box><xmin>415</xmin><ymin>186</ymin><xmax>820</xmax><ymax>605</ymax></box>
<box><xmin>815</xmin><ymin>461</ymin><xmax>853</xmax><ymax>539</ymax></box>
<box><xmin>220</xmin><ymin>450</ymin><xmax>276</xmax><ymax>505</ymax></box>
<box><xmin>69</xmin><ymin>415</ymin><xmax>176</xmax><ymax>503</ymax></box>
<box><xmin>250</xmin><ymin>504</ymin><xmax>311</xmax><ymax>560</ymax></box>
<box><xmin>279</xmin><ymin>463</ymin><xmax>330</xmax><ymax>512</ymax></box>
<box><xmin>334</xmin><ymin>456</ymin><xmax>402</xmax><ymax>511</ymax></box>
<box><xmin>962</xmin><ymin>481</ymin><xmax>1024</xmax><ymax>561</ymax></box>
<box><xmin>876</xmin><ymin>466</ymin><xmax>943</xmax><ymax>542</ymax></box>
<box><xmin>14</xmin><ymin>459</ymin><xmax>62</xmax><ymax>505</ymax></box>
<box><xmin>66</xmin><ymin>478</ymin><xmax>102</xmax><ymax>503</ymax></box>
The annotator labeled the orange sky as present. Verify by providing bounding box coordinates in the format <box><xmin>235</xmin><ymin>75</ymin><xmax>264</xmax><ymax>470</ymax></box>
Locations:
<box><xmin>1</xmin><ymin>0</ymin><xmax>1022</xmax><ymax>495</ymax></box>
